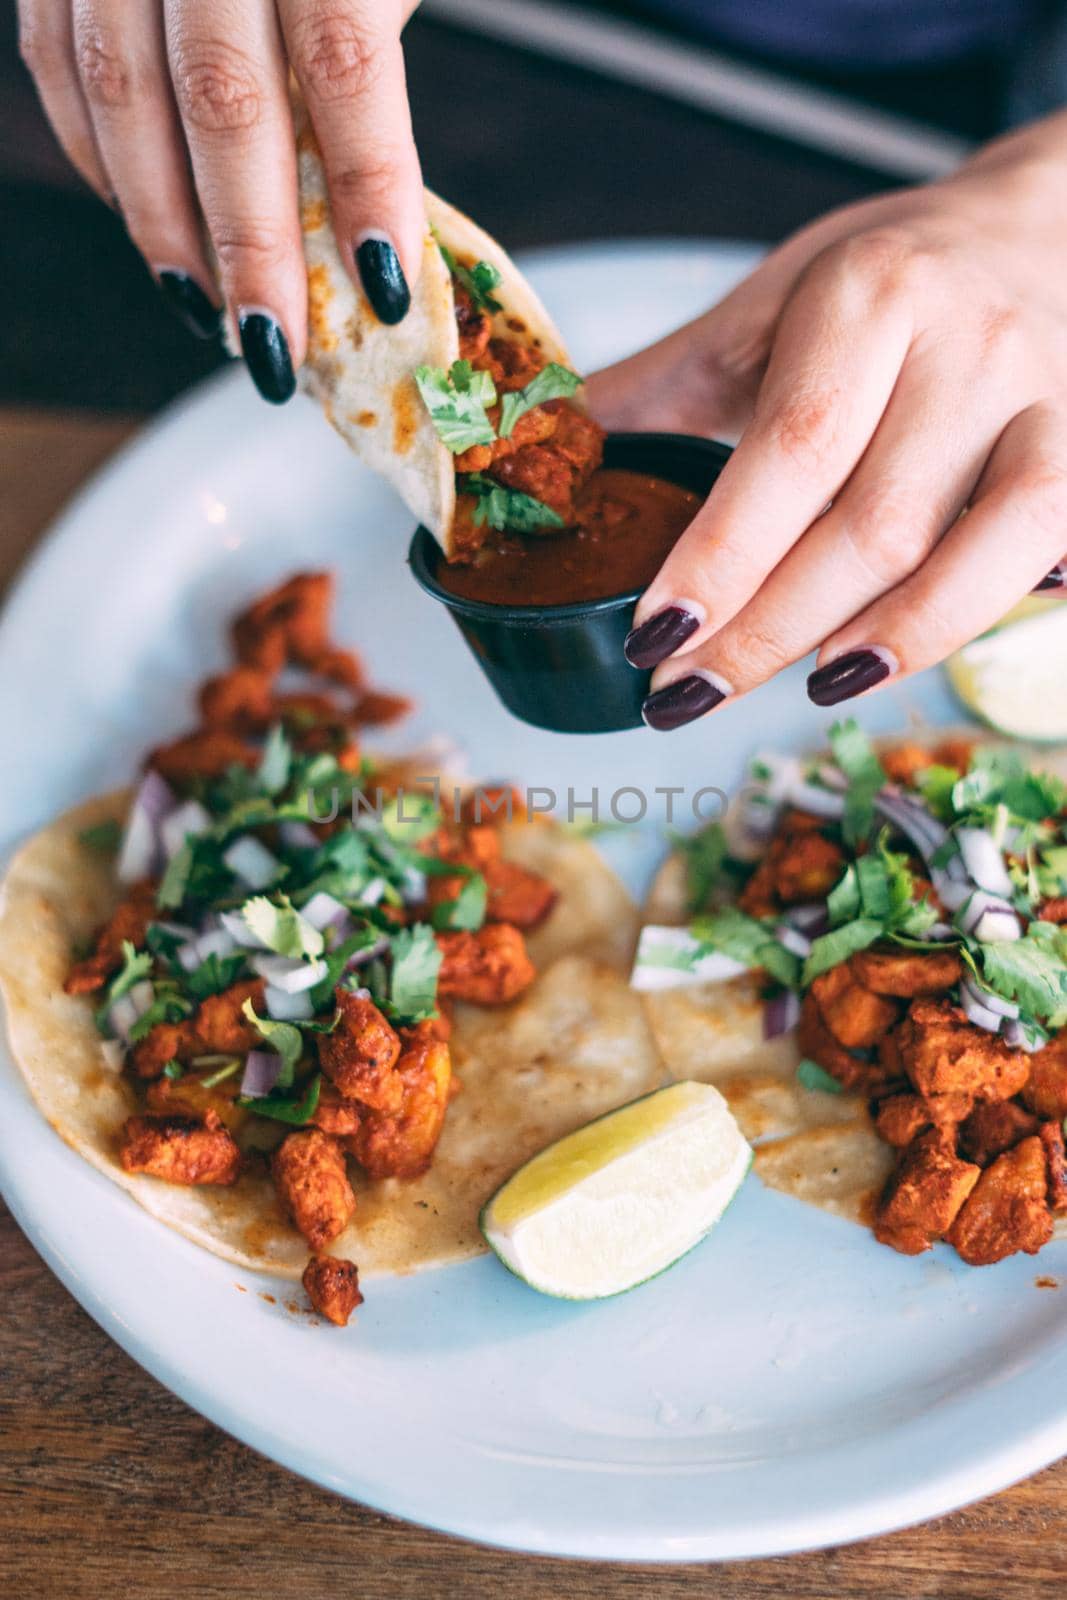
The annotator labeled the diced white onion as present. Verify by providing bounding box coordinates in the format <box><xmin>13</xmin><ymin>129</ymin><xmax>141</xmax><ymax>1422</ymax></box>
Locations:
<box><xmin>99</xmin><ymin>1039</ymin><xmax>125</xmax><ymax>1072</ymax></box>
<box><xmin>177</xmin><ymin>926</ymin><xmax>239</xmax><ymax>971</ymax></box>
<box><xmin>957</xmin><ymin>890</ymin><xmax>1017</xmax><ymax>937</ymax></box>
<box><xmin>251</xmin><ymin>954</ymin><xmax>328</xmax><ymax>994</ymax></box>
<box><xmin>223</xmin><ymin>836</ymin><xmax>280</xmax><ymax>889</ymax></box>
<box><xmin>1002</xmin><ymin>1018</ymin><xmax>1047</xmax><ymax>1054</ymax></box>
<box><xmin>280</xmin><ymin>820</ymin><xmax>320</xmax><ymax>851</ymax></box>
<box><xmin>775</xmin><ymin>925</ymin><xmax>812</xmax><ymax>958</ymax></box>
<box><xmin>301</xmin><ymin>891</ymin><xmax>348</xmax><ymax>931</ymax></box>
<box><xmin>360</xmin><ymin>876</ymin><xmax>386</xmax><ymax>906</ymax></box>
<box><xmin>974</xmin><ymin>909</ymin><xmax>1022</xmax><ymax>943</ymax></box>
<box><xmin>401</xmin><ymin>867</ymin><xmax>427</xmax><ymax>905</ymax></box>
<box><xmin>959</xmin><ymin>980</ymin><xmax>1004</xmax><ymax>1034</ymax></box>
<box><xmin>219</xmin><ymin>909</ymin><xmax>271</xmax><ymax>949</ymax></box>
<box><xmin>160</xmin><ymin>798</ymin><xmax>212</xmax><ymax>860</ymax></box>
<box><xmin>784</xmin><ymin>779</ymin><xmax>845</xmax><ymax>820</ymax></box>
<box><xmin>264</xmin><ymin>984</ymin><xmax>313</xmax><ymax>1021</ymax></box>
<box><xmin>956</xmin><ymin>827</ymin><xmax>1014</xmax><ymax>899</ymax></box>
<box><xmin>961</xmin><ymin>975</ymin><xmax>1019</xmax><ymax>1021</ymax></box>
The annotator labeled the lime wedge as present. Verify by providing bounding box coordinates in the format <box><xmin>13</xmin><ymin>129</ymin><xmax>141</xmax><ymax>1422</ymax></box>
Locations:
<box><xmin>480</xmin><ymin>1081</ymin><xmax>751</xmax><ymax>1299</ymax></box>
<box><xmin>947</xmin><ymin>602</ymin><xmax>1067</xmax><ymax>741</ymax></box>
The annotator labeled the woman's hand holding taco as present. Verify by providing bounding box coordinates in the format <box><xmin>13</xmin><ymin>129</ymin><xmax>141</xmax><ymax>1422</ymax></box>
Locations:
<box><xmin>18</xmin><ymin>0</ymin><xmax>423</xmax><ymax>399</ymax></box>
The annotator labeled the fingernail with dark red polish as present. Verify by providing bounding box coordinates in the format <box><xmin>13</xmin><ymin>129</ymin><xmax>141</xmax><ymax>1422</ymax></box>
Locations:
<box><xmin>807</xmin><ymin>646</ymin><xmax>897</xmax><ymax>707</ymax></box>
<box><xmin>642</xmin><ymin>670</ymin><xmax>731</xmax><ymax>731</ymax></box>
<box><xmin>157</xmin><ymin>270</ymin><xmax>221</xmax><ymax>340</ymax></box>
<box><xmin>624</xmin><ymin>602</ymin><xmax>704</xmax><ymax>669</ymax></box>
<box><xmin>1034</xmin><ymin>564</ymin><xmax>1066</xmax><ymax>592</ymax></box>
<box><xmin>356</xmin><ymin>236</ymin><xmax>411</xmax><ymax>325</ymax></box>
<box><xmin>238</xmin><ymin>310</ymin><xmax>295</xmax><ymax>405</ymax></box>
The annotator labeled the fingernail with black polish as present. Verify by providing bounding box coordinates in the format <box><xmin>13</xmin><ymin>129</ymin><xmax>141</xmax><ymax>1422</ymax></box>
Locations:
<box><xmin>807</xmin><ymin>646</ymin><xmax>897</xmax><ymax>707</ymax></box>
<box><xmin>157</xmin><ymin>270</ymin><xmax>222</xmax><ymax>340</ymax></box>
<box><xmin>642</xmin><ymin>670</ymin><xmax>731</xmax><ymax>732</ymax></box>
<box><xmin>624</xmin><ymin>601</ymin><xmax>705</xmax><ymax>669</ymax></box>
<box><xmin>238</xmin><ymin>310</ymin><xmax>295</xmax><ymax>405</ymax></box>
<box><xmin>356</xmin><ymin>235</ymin><xmax>411</xmax><ymax>325</ymax></box>
<box><xmin>1034</xmin><ymin>564</ymin><xmax>1066</xmax><ymax>592</ymax></box>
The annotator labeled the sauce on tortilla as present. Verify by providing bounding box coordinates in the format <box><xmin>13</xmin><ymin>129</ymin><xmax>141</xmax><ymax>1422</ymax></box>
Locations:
<box><xmin>437</xmin><ymin>468</ymin><xmax>699</xmax><ymax>607</ymax></box>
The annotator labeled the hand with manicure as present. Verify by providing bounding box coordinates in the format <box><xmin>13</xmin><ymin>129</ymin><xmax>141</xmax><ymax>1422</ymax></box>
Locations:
<box><xmin>588</xmin><ymin>112</ymin><xmax>1067</xmax><ymax>729</ymax></box>
<box><xmin>19</xmin><ymin>0</ymin><xmax>423</xmax><ymax>403</ymax></box>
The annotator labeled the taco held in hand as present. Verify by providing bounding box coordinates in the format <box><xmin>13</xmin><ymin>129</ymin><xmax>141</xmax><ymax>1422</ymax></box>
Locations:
<box><xmin>0</xmin><ymin>574</ymin><xmax>661</xmax><ymax>1327</ymax></box>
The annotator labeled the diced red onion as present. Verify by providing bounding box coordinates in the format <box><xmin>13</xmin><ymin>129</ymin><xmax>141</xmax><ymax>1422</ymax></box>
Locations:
<box><xmin>400</xmin><ymin>866</ymin><xmax>427</xmax><ymax>905</ymax></box>
<box><xmin>874</xmin><ymin>791</ymin><xmax>948</xmax><ymax>861</ymax></box>
<box><xmin>784</xmin><ymin>779</ymin><xmax>845</xmax><ymax>821</ymax></box>
<box><xmin>251</xmin><ymin>954</ymin><xmax>328</xmax><ymax>993</ymax></box>
<box><xmin>107</xmin><ymin>980</ymin><xmax>155</xmax><ymax>1043</ymax></box>
<box><xmin>361</xmin><ymin>876</ymin><xmax>386</xmax><ymax>906</ymax></box>
<box><xmin>957</xmin><ymin>890</ymin><xmax>1017</xmax><ymax>938</ymax></box>
<box><xmin>960</xmin><ymin>981</ymin><xmax>1004</xmax><ymax>1034</ymax></box>
<box><xmin>240</xmin><ymin>1050</ymin><xmax>284</xmax><ymax>1097</ymax></box>
<box><xmin>956</xmin><ymin>827</ymin><xmax>1014</xmax><ymax>899</ymax></box>
<box><xmin>961</xmin><ymin>975</ymin><xmax>1019</xmax><ymax>1021</ymax></box>
<box><xmin>160</xmin><ymin>798</ymin><xmax>211</xmax><ymax>861</ymax></box>
<box><xmin>775</xmin><ymin>925</ymin><xmax>813</xmax><ymax>958</ymax></box>
<box><xmin>264</xmin><ymin>984</ymin><xmax>313</xmax><ymax>1021</ymax></box>
<box><xmin>301</xmin><ymin>891</ymin><xmax>348</xmax><ymax>931</ymax></box>
<box><xmin>177</xmin><ymin>925</ymin><xmax>239</xmax><ymax>971</ymax></box>
<box><xmin>933</xmin><ymin>876</ymin><xmax>974</xmax><ymax>912</ymax></box>
<box><xmin>763</xmin><ymin>989</ymin><xmax>801</xmax><ymax>1039</ymax></box>
<box><xmin>223</xmin><ymin>836</ymin><xmax>280</xmax><ymax>889</ymax></box>
<box><xmin>280</xmin><ymin>820</ymin><xmax>320</xmax><ymax>851</ymax></box>
<box><xmin>116</xmin><ymin>771</ymin><xmax>176</xmax><ymax>883</ymax></box>
<box><xmin>810</xmin><ymin>760</ymin><xmax>849</xmax><ymax>792</ymax></box>
<box><xmin>346</xmin><ymin>936</ymin><xmax>391</xmax><ymax>969</ymax></box>
<box><xmin>925</xmin><ymin>922</ymin><xmax>957</xmax><ymax>941</ymax></box>
<box><xmin>781</xmin><ymin>903</ymin><xmax>830</xmax><ymax>937</ymax></box>
<box><xmin>1002</xmin><ymin>1018</ymin><xmax>1046</xmax><ymax>1054</ymax></box>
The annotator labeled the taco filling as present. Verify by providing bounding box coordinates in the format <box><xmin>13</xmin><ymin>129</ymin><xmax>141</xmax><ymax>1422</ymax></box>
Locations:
<box><xmin>31</xmin><ymin>574</ymin><xmax>571</xmax><ymax>1327</ymax></box>
<box><xmin>634</xmin><ymin>724</ymin><xmax>1067</xmax><ymax>1266</ymax></box>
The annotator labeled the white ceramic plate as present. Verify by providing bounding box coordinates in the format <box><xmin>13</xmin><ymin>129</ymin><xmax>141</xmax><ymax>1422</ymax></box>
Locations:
<box><xmin>2</xmin><ymin>242</ymin><xmax>1065</xmax><ymax>1563</ymax></box>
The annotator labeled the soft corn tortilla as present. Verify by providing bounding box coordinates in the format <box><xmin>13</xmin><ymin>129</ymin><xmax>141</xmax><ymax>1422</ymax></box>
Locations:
<box><xmin>295</xmin><ymin>105</ymin><xmax>573</xmax><ymax>557</ymax></box>
<box><xmin>641</xmin><ymin>849</ymin><xmax>892</xmax><ymax>1227</ymax></box>
<box><xmin>0</xmin><ymin>795</ymin><xmax>660</xmax><ymax>1280</ymax></box>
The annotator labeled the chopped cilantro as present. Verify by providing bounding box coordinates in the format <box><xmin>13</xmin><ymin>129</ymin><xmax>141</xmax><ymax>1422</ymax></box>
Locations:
<box><xmin>689</xmin><ymin>907</ymin><xmax>799</xmax><ymax>989</ymax></box>
<box><xmin>256</xmin><ymin>725</ymin><xmax>292</xmax><ymax>796</ymax></box>
<box><xmin>162</xmin><ymin>1059</ymin><xmax>184</xmax><ymax>1080</ymax></box>
<box><xmin>829</xmin><ymin>719</ymin><xmax>886</xmax><ymax>846</ymax></box>
<box><xmin>670</xmin><ymin>821</ymin><xmax>726</xmax><ymax>915</ymax></box>
<box><xmin>979</xmin><ymin>922</ymin><xmax>1067</xmax><ymax>1020</ymax></box>
<box><xmin>241</xmin><ymin>999</ymin><xmax>303</xmax><ymax>1087</ymax></box>
<box><xmin>239</xmin><ymin>895</ymin><xmax>324</xmax><ymax>960</ymax></box>
<box><xmin>185</xmin><ymin>951</ymin><xmax>248</xmax><ymax>1001</ymax></box>
<box><xmin>498</xmin><ymin>363</ymin><xmax>582</xmax><ymax>438</ymax></box>
<box><xmin>103</xmin><ymin>941</ymin><xmax>153</xmax><ymax>1008</ymax></box>
<box><xmin>802</xmin><ymin>917</ymin><xmax>884</xmax><ymax>985</ymax></box>
<box><xmin>461</xmin><ymin>474</ymin><xmax>564</xmax><ymax>533</ymax></box>
<box><xmin>432</xmin><ymin>873</ymin><xmax>487</xmax><ymax>932</ymax></box>
<box><xmin>436</xmin><ymin>238</ymin><xmax>503</xmax><ymax>313</ymax></box>
<box><xmin>79</xmin><ymin>818</ymin><xmax>122</xmax><ymax>854</ymax></box>
<box><xmin>387</xmin><ymin>924</ymin><xmax>443</xmax><ymax>1022</ymax></box>
<box><xmin>796</xmin><ymin>1058</ymin><xmax>844</xmax><ymax>1094</ymax></box>
<box><xmin>414</xmin><ymin>360</ymin><xmax>497</xmax><ymax>454</ymax></box>
<box><xmin>240</xmin><ymin>1072</ymin><xmax>322</xmax><ymax>1126</ymax></box>
<box><xmin>199</xmin><ymin>1058</ymin><xmax>241</xmax><ymax>1089</ymax></box>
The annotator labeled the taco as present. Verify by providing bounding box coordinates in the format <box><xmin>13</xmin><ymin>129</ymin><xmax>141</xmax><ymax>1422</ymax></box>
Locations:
<box><xmin>633</xmin><ymin>724</ymin><xmax>1067</xmax><ymax>1264</ymax></box>
<box><xmin>0</xmin><ymin>573</ymin><xmax>660</xmax><ymax>1327</ymax></box>
<box><xmin>295</xmin><ymin>105</ymin><xmax>604</xmax><ymax>559</ymax></box>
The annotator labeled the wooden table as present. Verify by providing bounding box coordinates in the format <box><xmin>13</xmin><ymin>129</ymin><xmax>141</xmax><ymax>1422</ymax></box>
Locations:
<box><xmin>2</xmin><ymin>410</ymin><xmax>1067</xmax><ymax>1596</ymax></box>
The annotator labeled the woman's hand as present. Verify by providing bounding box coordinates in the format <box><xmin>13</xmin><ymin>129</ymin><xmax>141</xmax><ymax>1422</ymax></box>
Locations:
<box><xmin>588</xmin><ymin>114</ymin><xmax>1067</xmax><ymax>729</ymax></box>
<box><xmin>19</xmin><ymin>0</ymin><xmax>423</xmax><ymax>401</ymax></box>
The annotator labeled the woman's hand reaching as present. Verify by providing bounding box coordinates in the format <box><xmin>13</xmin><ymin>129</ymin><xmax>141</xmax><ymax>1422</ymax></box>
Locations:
<box><xmin>588</xmin><ymin>114</ymin><xmax>1067</xmax><ymax>728</ymax></box>
<box><xmin>19</xmin><ymin>0</ymin><xmax>423</xmax><ymax>401</ymax></box>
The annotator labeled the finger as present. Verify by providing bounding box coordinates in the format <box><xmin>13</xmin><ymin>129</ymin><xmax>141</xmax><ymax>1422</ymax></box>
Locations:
<box><xmin>279</xmin><ymin>0</ymin><xmax>423</xmax><ymax>324</ymax></box>
<box><xmin>166</xmin><ymin>0</ymin><xmax>305</xmax><ymax>400</ymax></box>
<box><xmin>19</xmin><ymin>0</ymin><xmax>111</xmax><ymax>198</ymax></box>
<box><xmin>641</xmin><ymin>339</ymin><xmax>1026</xmax><ymax>725</ymax></box>
<box><xmin>807</xmin><ymin>401</ymin><xmax>1067</xmax><ymax>704</ymax></box>
<box><xmin>622</xmin><ymin>231</ymin><xmax>917</xmax><ymax>673</ymax></box>
<box><xmin>72</xmin><ymin>0</ymin><xmax>221</xmax><ymax>339</ymax></box>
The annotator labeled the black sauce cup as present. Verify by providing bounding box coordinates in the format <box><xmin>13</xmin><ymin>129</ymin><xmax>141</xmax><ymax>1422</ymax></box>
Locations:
<box><xmin>408</xmin><ymin>433</ymin><xmax>733</xmax><ymax>734</ymax></box>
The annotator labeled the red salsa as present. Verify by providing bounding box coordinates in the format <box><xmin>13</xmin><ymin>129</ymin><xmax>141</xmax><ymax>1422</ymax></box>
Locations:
<box><xmin>437</xmin><ymin>468</ymin><xmax>700</xmax><ymax>608</ymax></box>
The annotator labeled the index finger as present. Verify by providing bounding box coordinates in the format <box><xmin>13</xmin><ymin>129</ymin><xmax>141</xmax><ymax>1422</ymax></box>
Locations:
<box><xmin>280</xmin><ymin>0</ymin><xmax>424</xmax><ymax>324</ymax></box>
<box><xmin>624</xmin><ymin>232</ymin><xmax>918</xmax><ymax>669</ymax></box>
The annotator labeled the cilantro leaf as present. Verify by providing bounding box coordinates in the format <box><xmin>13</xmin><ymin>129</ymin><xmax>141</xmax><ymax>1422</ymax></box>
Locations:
<box><xmin>239</xmin><ymin>895</ymin><xmax>324</xmax><ymax>960</ymax></box>
<box><xmin>240</xmin><ymin>1072</ymin><xmax>322</xmax><ymax>1126</ymax></box>
<box><xmin>952</xmin><ymin>749</ymin><xmax>1067</xmax><ymax>823</ymax></box>
<box><xmin>796</xmin><ymin>1058</ymin><xmax>844</xmax><ymax>1094</ymax></box>
<box><xmin>379</xmin><ymin>791</ymin><xmax>440</xmax><ymax>844</ymax></box>
<box><xmin>436</xmin><ymin>238</ymin><xmax>503</xmax><ymax>313</ymax></box>
<box><xmin>414</xmin><ymin>361</ymin><xmax>497</xmax><ymax>454</ymax></box>
<box><xmin>498</xmin><ymin>363</ymin><xmax>582</xmax><ymax>439</ymax></box>
<box><xmin>388</xmin><ymin>924</ymin><xmax>442</xmax><ymax>1022</ymax></box>
<box><xmin>802</xmin><ymin>917</ymin><xmax>884</xmax><ymax>985</ymax></box>
<box><xmin>829</xmin><ymin>720</ymin><xmax>886</xmax><ymax>846</ymax></box>
<box><xmin>185</xmin><ymin>951</ymin><xmax>248</xmax><ymax>1001</ymax></box>
<box><xmin>689</xmin><ymin>907</ymin><xmax>799</xmax><ymax>989</ymax></box>
<box><xmin>158</xmin><ymin>841</ymin><xmax>194</xmax><ymax>910</ymax></box>
<box><xmin>461</xmin><ymin>474</ymin><xmax>564</xmax><ymax>533</ymax></box>
<box><xmin>103</xmin><ymin>941</ymin><xmax>154</xmax><ymax>1007</ymax></box>
<box><xmin>979</xmin><ymin>921</ymin><xmax>1067</xmax><ymax>1020</ymax></box>
<box><xmin>126</xmin><ymin>986</ymin><xmax>193</xmax><ymax>1043</ymax></box>
<box><xmin>670</xmin><ymin>821</ymin><xmax>726</xmax><ymax>915</ymax></box>
<box><xmin>79</xmin><ymin>818</ymin><xmax>122</xmax><ymax>854</ymax></box>
<box><xmin>241</xmin><ymin>998</ymin><xmax>303</xmax><ymax>1088</ymax></box>
<box><xmin>914</xmin><ymin>764</ymin><xmax>959</xmax><ymax>822</ymax></box>
<box><xmin>432</xmin><ymin>873</ymin><xmax>487</xmax><ymax>932</ymax></box>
